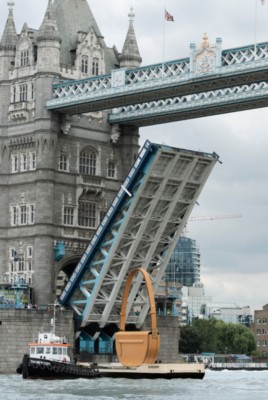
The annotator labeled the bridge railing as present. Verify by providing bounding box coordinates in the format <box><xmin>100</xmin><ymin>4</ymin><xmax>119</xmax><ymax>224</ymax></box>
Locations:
<box><xmin>222</xmin><ymin>42</ymin><xmax>268</xmax><ymax>65</ymax></box>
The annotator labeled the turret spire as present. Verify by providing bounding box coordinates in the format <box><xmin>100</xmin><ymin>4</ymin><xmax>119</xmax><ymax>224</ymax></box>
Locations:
<box><xmin>119</xmin><ymin>7</ymin><xmax>142</xmax><ymax>69</ymax></box>
<box><xmin>36</xmin><ymin>0</ymin><xmax>61</xmax><ymax>73</ymax></box>
<box><xmin>37</xmin><ymin>0</ymin><xmax>61</xmax><ymax>43</ymax></box>
<box><xmin>7</xmin><ymin>1</ymin><xmax>15</xmax><ymax>11</ymax></box>
<box><xmin>0</xmin><ymin>1</ymin><xmax>17</xmax><ymax>50</ymax></box>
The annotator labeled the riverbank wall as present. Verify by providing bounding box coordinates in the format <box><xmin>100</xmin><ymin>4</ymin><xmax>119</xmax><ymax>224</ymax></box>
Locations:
<box><xmin>0</xmin><ymin>308</ymin><xmax>74</xmax><ymax>374</ymax></box>
<box><xmin>0</xmin><ymin>310</ymin><xmax>180</xmax><ymax>373</ymax></box>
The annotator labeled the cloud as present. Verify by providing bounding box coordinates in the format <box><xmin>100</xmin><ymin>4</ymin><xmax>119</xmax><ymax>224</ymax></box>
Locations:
<box><xmin>203</xmin><ymin>272</ymin><xmax>268</xmax><ymax>309</ymax></box>
<box><xmin>1</xmin><ymin>0</ymin><xmax>268</xmax><ymax>310</ymax></box>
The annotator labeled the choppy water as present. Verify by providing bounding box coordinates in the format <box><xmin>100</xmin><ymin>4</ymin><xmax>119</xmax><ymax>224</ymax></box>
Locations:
<box><xmin>1</xmin><ymin>370</ymin><xmax>268</xmax><ymax>400</ymax></box>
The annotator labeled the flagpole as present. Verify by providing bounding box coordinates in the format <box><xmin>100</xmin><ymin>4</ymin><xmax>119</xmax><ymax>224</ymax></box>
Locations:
<box><xmin>162</xmin><ymin>4</ymin><xmax>166</xmax><ymax>77</ymax></box>
<box><xmin>162</xmin><ymin>6</ymin><xmax>174</xmax><ymax>76</ymax></box>
<box><xmin>254</xmin><ymin>0</ymin><xmax>258</xmax><ymax>56</ymax></box>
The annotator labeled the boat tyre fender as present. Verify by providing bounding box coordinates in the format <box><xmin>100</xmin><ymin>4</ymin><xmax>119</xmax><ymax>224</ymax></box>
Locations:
<box><xmin>40</xmin><ymin>363</ymin><xmax>46</xmax><ymax>370</ymax></box>
<box><xmin>53</xmin><ymin>365</ymin><xmax>59</xmax><ymax>373</ymax></box>
<box><xmin>16</xmin><ymin>363</ymin><xmax>23</xmax><ymax>374</ymax></box>
<box><xmin>22</xmin><ymin>366</ymin><xmax>28</xmax><ymax>380</ymax></box>
<box><xmin>47</xmin><ymin>364</ymin><xmax>52</xmax><ymax>371</ymax></box>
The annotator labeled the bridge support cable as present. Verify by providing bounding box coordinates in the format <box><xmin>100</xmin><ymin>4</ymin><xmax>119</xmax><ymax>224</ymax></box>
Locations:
<box><xmin>58</xmin><ymin>141</ymin><xmax>219</xmax><ymax>328</ymax></box>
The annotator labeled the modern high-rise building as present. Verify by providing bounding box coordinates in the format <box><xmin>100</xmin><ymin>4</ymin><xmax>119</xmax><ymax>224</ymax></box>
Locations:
<box><xmin>165</xmin><ymin>236</ymin><xmax>201</xmax><ymax>287</ymax></box>
<box><xmin>0</xmin><ymin>0</ymin><xmax>142</xmax><ymax>304</ymax></box>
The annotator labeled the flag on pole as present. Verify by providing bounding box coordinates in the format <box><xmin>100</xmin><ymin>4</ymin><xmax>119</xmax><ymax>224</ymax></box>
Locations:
<box><xmin>165</xmin><ymin>9</ymin><xmax>174</xmax><ymax>22</ymax></box>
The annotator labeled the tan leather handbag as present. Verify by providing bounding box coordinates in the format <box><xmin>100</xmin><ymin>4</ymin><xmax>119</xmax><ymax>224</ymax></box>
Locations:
<box><xmin>115</xmin><ymin>268</ymin><xmax>160</xmax><ymax>367</ymax></box>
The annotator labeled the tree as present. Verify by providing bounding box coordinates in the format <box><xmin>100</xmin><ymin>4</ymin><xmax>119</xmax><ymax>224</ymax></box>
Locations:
<box><xmin>192</xmin><ymin>318</ymin><xmax>219</xmax><ymax>352</ymax></box>
<box><xmin>179</xmin><ymin>326</ymin><xmax>201</xmax><ymax>353</ymax></box>
<box><xmin>179</xmin><ymin>318</ymin><xmax>256</xmax><ymax>355</ymax></box>
<box><xmin>215</xmin><ymin>321</ymin><xmax>256</xmax><ymax>355</ymax></box>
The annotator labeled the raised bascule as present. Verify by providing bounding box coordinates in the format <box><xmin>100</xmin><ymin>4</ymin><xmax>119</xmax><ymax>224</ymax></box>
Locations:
<box><xmin>59</xmin><ymin>140</ymin><xmax>219</xmax><ymax>327</ymax></box>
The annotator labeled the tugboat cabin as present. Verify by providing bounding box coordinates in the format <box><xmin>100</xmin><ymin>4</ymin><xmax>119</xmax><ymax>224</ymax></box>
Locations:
<box><xmin>29</xmin><ymin>332</ymin><xmax>71</xmax><ymax>363</ymax></box>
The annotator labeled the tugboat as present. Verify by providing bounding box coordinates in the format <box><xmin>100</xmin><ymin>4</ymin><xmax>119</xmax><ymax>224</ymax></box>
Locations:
<box><xmin>16</xmin><ymin>310</ymin><xmax>100</xmax><ymax>380</ymax></box>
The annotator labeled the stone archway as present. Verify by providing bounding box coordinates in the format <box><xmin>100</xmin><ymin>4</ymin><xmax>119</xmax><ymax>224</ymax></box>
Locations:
<box><xmin>55</xmin><ymin>255</ymin><xmax>82</xmax><ymax>298</ymax></box>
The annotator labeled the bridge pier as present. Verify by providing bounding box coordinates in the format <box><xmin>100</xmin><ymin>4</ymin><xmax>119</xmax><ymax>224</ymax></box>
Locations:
<box><xmin>143</xmin><ymin>315</ymin><xmax>180</xmax><ymax>363</ymax></box>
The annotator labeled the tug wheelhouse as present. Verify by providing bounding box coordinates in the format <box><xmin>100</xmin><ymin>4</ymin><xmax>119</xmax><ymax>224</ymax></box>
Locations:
<box><xmin>29</xmin><ymin>332</ymin><xmax>71</xmax><ymax>363</ymax></box>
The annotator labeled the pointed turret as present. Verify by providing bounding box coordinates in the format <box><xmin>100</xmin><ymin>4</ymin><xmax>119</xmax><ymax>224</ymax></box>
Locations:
<box><xmin>0</xmin><ymin>1</ymin><xmax>17</xmax><ymax>50</ymax></box>
<box><xmin>36</xmin><ymin>0</ymin><xmax>61</xmax><ymax>72</ymax></box>
<box><xmin>37</xmin><ymin>0</ymin><xmax>61</xmax><ymax>43</ymax></box>
<box><xmin>0</xmin><ymin>1</ymin><xmax>17</xmax><ymax>79</ymax></box>
<box><xmin>119</xmin><ymin>8</ymin><xmax>142</xmax><ymax>69</ymax></box>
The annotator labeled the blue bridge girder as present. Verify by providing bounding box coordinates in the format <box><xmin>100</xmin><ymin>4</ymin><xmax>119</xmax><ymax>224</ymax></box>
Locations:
<box><xmin>46</xmin><ymin>41</ymin><xmax>268</xmax><ymax>124</ymax></box>
<box><xmin>109</xmin><ymin>81</ymin><xmax>268</xmax><ymax>127</ymax></box>
<box><xmin>59</xmin><ymin>141</ymin><xmax>219</xmax><ymax>328</ymax></box>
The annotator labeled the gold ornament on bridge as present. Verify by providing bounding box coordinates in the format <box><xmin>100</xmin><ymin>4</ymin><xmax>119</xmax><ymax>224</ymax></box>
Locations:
<box><xmin>201</xmin><ymin>33</ymin><xmax>210</xmax><ymax>49</ymax></box>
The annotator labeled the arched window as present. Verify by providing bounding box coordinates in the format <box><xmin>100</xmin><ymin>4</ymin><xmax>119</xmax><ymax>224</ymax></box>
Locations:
<box><xmin>21</xmin><ymin>50</ymin><xmax>29</xmax><ymax>66</ymax></box>
<box><xmin>20</xmin><ymin>84</ymin><xmax>28</xmax><ymax>102</ymax></box>
<box><xmin>79</xmin><ymin>149</ymin><xmax>97</xmax><ymax>175</ymax></box>
<box><xmin>81</xmin><ymin>55</ymin><xmax>88</xmax><ymax>74</ymax></box>
<box><xmin>78</xmin><ymin>200</ymin><xmax>97</xmax><ymax>227</ymax></box>
<box><xmin>92</xmin><ymin>58</ymin><xmax>99</xmax><ymax>76</ymax></box>
<box><xmin>107</xmin><ymin>160</ymin><xmax>117</xmax><ymax>178</ymax></box>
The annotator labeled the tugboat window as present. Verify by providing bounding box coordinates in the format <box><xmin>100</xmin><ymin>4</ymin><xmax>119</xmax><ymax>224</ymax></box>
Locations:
<box><xmin>30</xmin><ymin>348</ymin><xmax>35</xmax><ymax>355</ymax></box>
<box><xmin>45</xmin><ymin>347</ymin><xmax>51</xmax><ymax>354</ymax></box>
<box><xmin>37</xmin><ymin>347</ymin><xmax>44</xmax><ymax>354</ymax></box>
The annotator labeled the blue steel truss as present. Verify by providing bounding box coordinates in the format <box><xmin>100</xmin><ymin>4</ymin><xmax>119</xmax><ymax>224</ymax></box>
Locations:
<box><xmin>46</xmin><ymin>42</ymin><xmax>268</xmax><ymax>117</ymax></box>
<box><xmin>59</xmin><ymin>141</ymin><xmax>219</xmax><ymax>328</ymax></box>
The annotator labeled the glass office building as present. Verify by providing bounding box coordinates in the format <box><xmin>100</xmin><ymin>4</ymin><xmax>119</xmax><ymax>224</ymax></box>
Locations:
<box><xmin>165</xmin><ymin>236</ymin><xmax>200</xmax><ymax>287</ymax></box>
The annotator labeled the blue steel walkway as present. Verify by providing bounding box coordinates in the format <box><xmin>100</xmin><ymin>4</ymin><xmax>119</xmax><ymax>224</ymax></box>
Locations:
<box><xmin>46</xmin><ymin>41</ymin><xmax>268</xmax><ymax>125</ymax></box>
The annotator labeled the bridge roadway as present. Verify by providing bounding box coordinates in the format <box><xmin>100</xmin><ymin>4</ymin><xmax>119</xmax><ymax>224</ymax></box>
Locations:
<box><xmin>59</xmin><ymin>141</ymin><xmax>219</xmax><ymax>327</ymax></box>
<box><xmin>46</xmin><ymin>42</ymin><xmax>268</xmax><ymax>125</ymax></box>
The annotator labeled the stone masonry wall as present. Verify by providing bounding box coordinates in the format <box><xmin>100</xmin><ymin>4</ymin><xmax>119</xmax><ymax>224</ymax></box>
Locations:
<box><xmin>143</xmin><ymin>315</ymin><xmax>180</xmax><ymax>363</ymax></box>
<box><xmin>0</xmin><ymin>309</ymin><xmax>74</xmax><ymax>374</ymax></box>
<box><xmin>0</xmin><ymin>311</ymin><xmax>180</xmax><ymax>373</ymax></box>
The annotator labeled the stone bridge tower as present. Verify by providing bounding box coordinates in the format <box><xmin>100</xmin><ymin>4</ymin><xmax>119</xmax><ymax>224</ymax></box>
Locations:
<box><xmin>0</xmin><ymin>0</ymin><xmax>142</xmax><ymax>304</ymax></box>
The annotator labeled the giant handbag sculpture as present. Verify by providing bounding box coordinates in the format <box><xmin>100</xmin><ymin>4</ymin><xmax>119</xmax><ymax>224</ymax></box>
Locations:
<box><xmin>115</xmin><ymin>268</ymin><xmax>160</xmax><ymax>367</ymax></box>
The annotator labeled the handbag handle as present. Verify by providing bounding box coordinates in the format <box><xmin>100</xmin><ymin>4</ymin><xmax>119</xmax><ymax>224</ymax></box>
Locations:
<box><xmin>119</xmin><ymin>268</ymin><xmax>158</xmax><ymax>338</ymax></box>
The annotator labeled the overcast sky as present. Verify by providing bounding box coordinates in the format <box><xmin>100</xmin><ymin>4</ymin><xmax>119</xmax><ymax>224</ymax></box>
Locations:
<box><xmin>1</xmin><ymin>0</ymin><xmax>268</xmax><ymax>311</ymax></box>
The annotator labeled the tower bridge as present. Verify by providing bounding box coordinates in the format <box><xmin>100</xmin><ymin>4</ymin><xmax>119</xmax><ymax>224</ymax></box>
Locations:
<box><xmin>1</xmin><ymin>0</ymin><xmax>264</xmax><ymax>350</ymax></box>
<box><xmin>47</xmin><ymin>40</ymin><xmax>268</xmax><ymax>125</ymax></box>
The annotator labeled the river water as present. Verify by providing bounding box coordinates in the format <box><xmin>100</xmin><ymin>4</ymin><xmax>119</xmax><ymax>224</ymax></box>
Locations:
<box><xmin>1</xmin><ymin>370</ymin><xmax>268</xmax><ymax>400</ymax></box>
